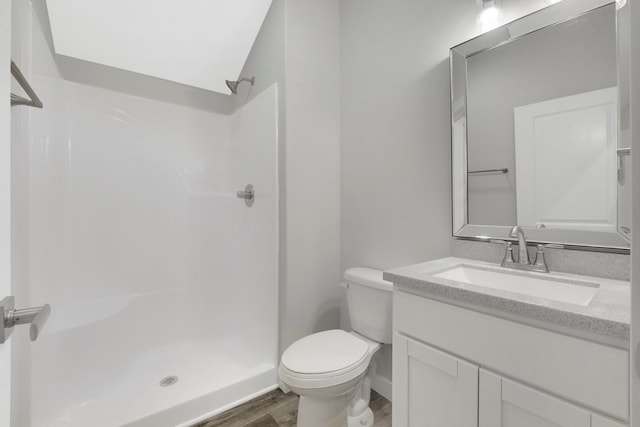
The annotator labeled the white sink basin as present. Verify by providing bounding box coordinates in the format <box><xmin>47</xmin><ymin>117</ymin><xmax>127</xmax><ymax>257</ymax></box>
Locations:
<box><xmin>434</xmin><ymin>265</ymin><xmax>599</xmax><ymax>306</ymax></box>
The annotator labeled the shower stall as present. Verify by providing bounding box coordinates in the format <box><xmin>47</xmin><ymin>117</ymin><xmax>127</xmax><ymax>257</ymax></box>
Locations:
<box><xmin>7</xmin><ymin>2</ymin><xmax>280</xmax><ymax>426</ymax></box>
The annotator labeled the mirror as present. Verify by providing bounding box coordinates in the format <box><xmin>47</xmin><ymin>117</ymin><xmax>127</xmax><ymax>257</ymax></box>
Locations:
<box><xmin>450</xmin><ymin>0</ymin><xmax>630</xmax><ymax>252</ymax></box>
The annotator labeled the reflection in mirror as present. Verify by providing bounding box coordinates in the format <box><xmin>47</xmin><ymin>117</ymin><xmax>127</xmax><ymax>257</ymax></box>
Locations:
<box><xmin>450</xmin><ymin>0</ymin><xmax>630</xmax><ymax>251</ymax></box>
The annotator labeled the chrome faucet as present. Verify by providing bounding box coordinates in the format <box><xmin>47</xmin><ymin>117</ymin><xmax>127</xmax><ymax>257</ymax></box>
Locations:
<box><xmin>491</xmin><ymin>226</ymin><xmax>562</xmax><ymax>273</ymax></box>
<box><xmin>509</xmin><ymin>225</ymin><xmax>530</xmax><ymax>265</ymax></box>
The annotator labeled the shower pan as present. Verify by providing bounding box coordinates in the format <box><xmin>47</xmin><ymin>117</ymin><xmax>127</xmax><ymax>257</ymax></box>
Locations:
<box><xmin>15</xmin><ymin>70</ymin><xmax>279</xmax><ymax>426</ymax></box>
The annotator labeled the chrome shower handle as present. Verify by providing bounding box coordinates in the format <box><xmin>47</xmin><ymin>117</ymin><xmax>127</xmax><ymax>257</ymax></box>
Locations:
<box><xmin>1</xmin><ymin>296</ymin><xmax>51</xmax><ymax>343</ymax></box>
<box><xmin>6</xmin><ymin>302</ymin><xmax>51</xmax><ymax>341</ymax></box>
<box><xmin>236</xmin><ymin>184</ymin><xmax>254</xmax><ymax>207</ymax></box>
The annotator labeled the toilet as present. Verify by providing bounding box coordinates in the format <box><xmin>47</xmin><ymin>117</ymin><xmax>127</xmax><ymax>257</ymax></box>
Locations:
<box><xmin>279</xmin><ymin>267</ymin><xmax>393</xmax><ymax>427</ymax></box>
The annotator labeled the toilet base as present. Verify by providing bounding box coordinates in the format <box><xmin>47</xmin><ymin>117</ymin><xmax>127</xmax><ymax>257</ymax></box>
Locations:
<box><xmin>348</xmin><ymin>407</ymin><xmax>374</xmax><ymax>427</ymax></box>
<box><xmin>348</xmin><ymin>371</ymin><xmax>375</xmax><ymax>427</ymax></box>
<box><xmin>295</xmin><ymin>371</ymin><xmax>377</xmax><ymax>427</ymax></box>
<box><xmin>297</xmin><ymin>395</ymin><xmax>350</xmax><ymax>427</ymax></box>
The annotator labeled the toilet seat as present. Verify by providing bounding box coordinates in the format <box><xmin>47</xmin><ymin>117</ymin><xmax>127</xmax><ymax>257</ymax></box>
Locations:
<box><xmin>279</xmin><ymin>330</ymin><xmax>378</xmax><ymax>389</ymax></box>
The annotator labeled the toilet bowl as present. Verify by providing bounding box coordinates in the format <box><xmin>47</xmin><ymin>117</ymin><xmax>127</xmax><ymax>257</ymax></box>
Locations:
<box><xmin>279</xmin><ymin>268</ymin><xmax>393</xmax><ymax>427</ymax></box>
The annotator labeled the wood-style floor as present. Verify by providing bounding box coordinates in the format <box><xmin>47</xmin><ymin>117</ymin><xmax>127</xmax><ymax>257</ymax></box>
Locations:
<box><xmin>192</xmin><ymin>388</ymin><xmax>391</xmax><ymax>427</ymax></box>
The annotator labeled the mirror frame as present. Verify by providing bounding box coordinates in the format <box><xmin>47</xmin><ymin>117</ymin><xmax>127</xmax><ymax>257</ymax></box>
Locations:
<box><xmin>450</xmin><ymin>0</ymin><xmax>630</xmax><ymax>254</ymax></box>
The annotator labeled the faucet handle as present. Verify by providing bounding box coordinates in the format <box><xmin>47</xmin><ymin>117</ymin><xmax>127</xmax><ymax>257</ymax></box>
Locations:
<box><xmin>490</xmin><ymin>240</ymin><xmax>516</xmax><ymax>267</ymax></box>
<box><xmin>533</xmin><ymin>245</ymin><xmax>549</xmax><ymax>272</ymax></box>
<box><xmin>532</xmin><ymin>244</ymin><xmax>562</xmax><ymax>272</ymax></box>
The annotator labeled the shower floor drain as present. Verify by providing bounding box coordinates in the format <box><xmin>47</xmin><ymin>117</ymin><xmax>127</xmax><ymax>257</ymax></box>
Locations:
<box><xmin>159</xmin><ymin>376</ymin><xmax>179</xmax><ymax>387</ymax></box>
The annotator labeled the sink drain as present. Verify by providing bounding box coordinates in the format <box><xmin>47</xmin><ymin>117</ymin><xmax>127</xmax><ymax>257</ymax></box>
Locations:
<box><xmin>159</xmin><ymin>375</ymin><xmax>179</xmax><ymax>387</ymax></box>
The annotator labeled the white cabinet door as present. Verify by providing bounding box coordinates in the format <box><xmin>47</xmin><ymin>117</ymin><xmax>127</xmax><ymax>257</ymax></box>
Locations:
<box><xmin>480</xmin><ymin>369</ymin><xmax>592</xmax><ymax>427</ymax></box>
<box><xmin>393</xmin><ymin>333</ymin><xmax>478</xmax><ymax>427</ymax></box>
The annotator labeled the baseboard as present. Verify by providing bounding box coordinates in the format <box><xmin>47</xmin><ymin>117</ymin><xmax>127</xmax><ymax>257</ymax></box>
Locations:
<box><xmin>370</xmin><ymin>373</ymin><xmax>392</xmax><ymax>402</ymax></box>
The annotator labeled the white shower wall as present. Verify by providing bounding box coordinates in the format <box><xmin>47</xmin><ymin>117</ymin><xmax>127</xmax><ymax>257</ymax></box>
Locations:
<box><xmin>12</xmin><ymin>7</ymin><xmax>280</xmax><ymax>423</ymax></box>
<box><xmin>25</xmin><ymin>77</ymin><xmax>278</xmax><ymax>427</ymax></box>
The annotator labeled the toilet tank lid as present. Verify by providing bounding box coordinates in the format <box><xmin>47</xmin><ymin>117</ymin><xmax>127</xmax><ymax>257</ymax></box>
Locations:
<box><xmin>344</xmin><ymin>267</ymin><xmax>393</xmax><ymax>291</ymax></box>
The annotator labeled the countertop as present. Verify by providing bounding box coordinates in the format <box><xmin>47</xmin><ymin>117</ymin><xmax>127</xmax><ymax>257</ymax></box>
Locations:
<box><xmin>384</xmin><ymin>257</ymin><xmax>630</xmax><ymax>344</ymax></box>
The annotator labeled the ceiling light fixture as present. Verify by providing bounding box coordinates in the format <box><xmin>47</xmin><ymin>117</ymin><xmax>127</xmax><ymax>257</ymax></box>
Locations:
<box><xmin>478</xmin><ymin>0</ymin><xmax>503</xmax><ymax>32</ymax></box>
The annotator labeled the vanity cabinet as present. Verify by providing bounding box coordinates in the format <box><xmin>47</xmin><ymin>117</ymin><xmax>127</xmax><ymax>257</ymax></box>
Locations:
<box><xmin>393</xmin><ymin>290</ymin><xmax>629</xmax><ymax>426</ymax></box>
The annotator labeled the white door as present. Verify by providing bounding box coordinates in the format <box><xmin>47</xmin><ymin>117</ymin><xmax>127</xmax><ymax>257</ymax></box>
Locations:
<box><xmin>393</xmin><ymin>333</ymin><xmax>478</xmax><ymax>427</ymax></box>
<box><xmin>1</xmin><ymin>0</ymin><xmax>13</xmax><ymax>425</ymax></box>
<box><xmin>514</xmin><ymin>87</ymin><xmax>618</xmax><ymax>231</ymax></box>
<box><xmin>479</xmin><ymin>369</ymin><xmax>592</xmax><ymax>427</ymax></box>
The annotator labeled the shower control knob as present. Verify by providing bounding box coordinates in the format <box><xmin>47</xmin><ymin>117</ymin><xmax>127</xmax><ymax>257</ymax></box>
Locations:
<box><xmin>236</xmin><ymin>184</ymin><xmax>255</xmax><ymax>207</ymax></box>
<box><xmin>1</xmin><ymin>296</ymin><xmax>51</xmax><ymax>344</ymax></box>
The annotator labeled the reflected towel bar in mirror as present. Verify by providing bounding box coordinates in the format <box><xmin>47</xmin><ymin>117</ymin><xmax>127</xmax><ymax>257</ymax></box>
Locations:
<box><xmin>468</xmin><ymin>168</ymin><xmax>509</xmax><ymax>175</ymax></box>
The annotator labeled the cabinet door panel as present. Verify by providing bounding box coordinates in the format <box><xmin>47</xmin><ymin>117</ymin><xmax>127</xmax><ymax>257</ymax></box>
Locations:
<box><xmin>394</xmin><ymin>333</ymin><xmax>478</xmax><ymax>427</ymax></box>
<box><xmin>480</xmin><ymin>370</ymin><xmax>591</xmax><ymax>427</ymax></box>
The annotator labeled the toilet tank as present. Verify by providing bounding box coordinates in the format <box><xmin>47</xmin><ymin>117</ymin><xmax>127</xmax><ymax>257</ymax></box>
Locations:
<box><xmin>344</xmin><ymin>267</ymin><xmax>393</xmax><ymax>344</ymax></box>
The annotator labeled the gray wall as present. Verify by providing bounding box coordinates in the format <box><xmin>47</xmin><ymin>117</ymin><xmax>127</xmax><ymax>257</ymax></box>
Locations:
<box><xmin>340</xmin><ymin>1</ymin><xmax>478</xmax><ymax>273</ymax></box>
<box><xmin>339</xmin><ymin>0</ymin><xmax>479</xmax><ymax>391</ymax></box>
<box><xmin>466</xmin><ymin>4</ymin><xmax>617</xmax><ymax>225</ymax></box>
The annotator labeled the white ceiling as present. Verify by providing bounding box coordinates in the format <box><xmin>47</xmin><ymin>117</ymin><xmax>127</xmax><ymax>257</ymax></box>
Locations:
<box><xmin>45</xmin><ymin>0</ymin><xmax>272</xmax><ymax>94</ymax></box>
